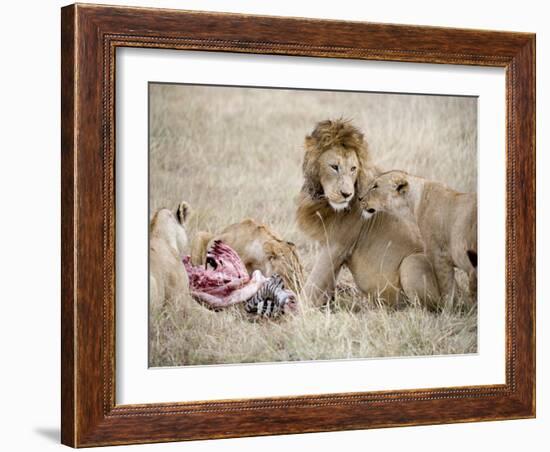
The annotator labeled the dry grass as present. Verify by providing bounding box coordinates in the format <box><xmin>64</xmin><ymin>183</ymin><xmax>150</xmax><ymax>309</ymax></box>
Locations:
<box><xmin>149</xmin><ymin>83</ymin><xmax>478</xmax><ymax>367</ymax></box>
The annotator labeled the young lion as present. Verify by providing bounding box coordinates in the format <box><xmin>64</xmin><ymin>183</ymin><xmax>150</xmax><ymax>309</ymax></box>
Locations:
<box><xmin>360</xmin><ymin>170</ymin><xmax>477</xmax><ymax>302</ymax></box>
<box><xmin>149</xmin><ymin>202</ymin><xmax>192</xmax><ymax>306</ymax></box>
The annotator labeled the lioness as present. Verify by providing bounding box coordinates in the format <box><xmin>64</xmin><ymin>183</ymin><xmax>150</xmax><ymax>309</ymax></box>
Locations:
<box><xmin>191</xmin><ymin>218</ymin><xmax>304</xmax><ymax>294</ymax></box>
<box><xmin>297</xmin><ymin>119</ymin><xmax>440</xmax><ymax>308</ymax></box>
<box><xmin>149</xmin><ymin>202</ymin><xmax>192</xmax><ymax>306</ymax></box>
<box><xmin>360</xmin><ymin>170</ymin><xmax>477</xmax><ymax>302</ymax></box>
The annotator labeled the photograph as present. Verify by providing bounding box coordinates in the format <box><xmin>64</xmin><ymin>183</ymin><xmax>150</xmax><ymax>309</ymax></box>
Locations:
<box><xmin>53</xmin><ymin>1</ymin><xmax>537</xmax><ymax>448</ymax></box>
<box><xmin>148</xmin><ymin>83</ymin><xmax>478</xmax><ymax>367</ymax></box>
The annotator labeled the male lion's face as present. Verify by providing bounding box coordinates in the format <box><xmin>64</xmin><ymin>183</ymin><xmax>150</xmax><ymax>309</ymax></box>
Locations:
<box><xmin>360</xmin><ymin>172</ymin><xmax>410</xmax><ymax>220</ymax></box>
<box><xmin>318</xmin><ymin>148</ymin><xmax>359</xmax><ymax>211</ymax></box>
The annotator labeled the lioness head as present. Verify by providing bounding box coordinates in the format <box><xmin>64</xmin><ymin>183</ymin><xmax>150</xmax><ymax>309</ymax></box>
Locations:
<box><xmin>302</xmin><ymin>119</ymin><xmax>369</xmax><ymax>211</ymax></box>
<box><xmin>262</xmin><ymin>239</ymin><xmax>304</xmax><ymax>293</ymax></box>
<box><xmin>360</xmin><ymin>171</ymin><xmax>410</xmax><ymax>220</ymax></box>
<box><xmin>150</xmin><ymin>201</ymin><xmax>190</xmax><ymax>256</ymax></box>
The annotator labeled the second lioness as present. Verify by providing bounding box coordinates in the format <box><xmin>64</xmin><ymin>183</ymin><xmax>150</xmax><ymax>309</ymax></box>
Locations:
<box><xmin>360</xmin><ymin>170</ymin><xmax>477</xmax><ymax>302</ymax></box>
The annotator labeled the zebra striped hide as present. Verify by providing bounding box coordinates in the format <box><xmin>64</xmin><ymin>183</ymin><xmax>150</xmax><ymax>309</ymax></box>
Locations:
<box><xmin>183</xmin><ymin>240</ymin><xmax>297</xmax><ymax>317</ymax></box>
<box><xmin>244</xmin><ymin>274</ymin><xmax>297</xmax><ymax>318</ymax></box>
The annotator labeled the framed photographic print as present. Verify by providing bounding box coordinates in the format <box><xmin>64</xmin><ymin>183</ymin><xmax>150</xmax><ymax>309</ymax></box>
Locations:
<box><xmin>61</xmin><ymin>3</ymin><xmax>536</xmax><ymax>447</ymax></box>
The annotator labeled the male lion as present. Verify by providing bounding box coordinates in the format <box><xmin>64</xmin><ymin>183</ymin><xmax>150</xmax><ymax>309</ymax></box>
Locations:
<box><xmin>149</xmin><ymin>202</ymin><xmax>193</xmax><ymax>306</ymax></box>
<box><xmin>360</xmin><ymin>170</ymin><xmax>477</xmax><ymax>302</ymax></box>
<box><xmin>297</xmin><ymin>119</ymin><xmax>440</xmax><ymax>308</ymax></box>
<box><xmin>191</xmin><ymin>218</ymin><xmax>304</xmax><ymax>294</ymax></box>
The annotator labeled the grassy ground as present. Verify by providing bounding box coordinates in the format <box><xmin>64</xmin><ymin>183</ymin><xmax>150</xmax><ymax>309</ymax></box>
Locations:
<box><xmin>149</xmin><ymin>83</ymin><xmax>478</xmax><ymax>367</ymax></box>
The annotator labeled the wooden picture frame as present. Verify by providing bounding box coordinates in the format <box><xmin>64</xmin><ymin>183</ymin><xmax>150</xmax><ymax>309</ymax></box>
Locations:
<box><xmin>61</xmin><ymin>3</ymin><xmax>535</xmax><ymax>447</ymax></box>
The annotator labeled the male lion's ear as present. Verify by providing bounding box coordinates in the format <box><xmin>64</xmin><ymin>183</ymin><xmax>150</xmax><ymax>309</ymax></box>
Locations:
<box><xmin>395</xmin><ymin>179</ymin><xmax>409</xmax><ymax>194</ymax></box>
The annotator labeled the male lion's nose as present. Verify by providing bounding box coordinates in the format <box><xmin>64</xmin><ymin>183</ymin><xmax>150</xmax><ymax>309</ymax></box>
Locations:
<box><xmin>341</xmin><ymin>191</ymin><xmax>352</xmax><ymax>199</ymax></box>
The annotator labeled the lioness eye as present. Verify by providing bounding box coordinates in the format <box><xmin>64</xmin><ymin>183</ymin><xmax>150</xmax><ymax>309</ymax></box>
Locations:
<box><xmin>371</xmin><ymin>184</ymin><xmax>378</xmax><ymax>190</ymax></box>
<box><xmin>330</xmin><ymin>164</ymin><xmax>339</xmax><ymax>172</ymax></box>
<box><xmin>351</xmin><ymin>166</ymin><xmax>357</xmax><ymax>172</ymax></box>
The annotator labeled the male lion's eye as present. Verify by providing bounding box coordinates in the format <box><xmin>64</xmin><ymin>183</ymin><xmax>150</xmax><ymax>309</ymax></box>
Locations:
<box><xmin>330</xmin><ymin>164</ymin><xmax>339</xmax><ymax>172</ymax></box>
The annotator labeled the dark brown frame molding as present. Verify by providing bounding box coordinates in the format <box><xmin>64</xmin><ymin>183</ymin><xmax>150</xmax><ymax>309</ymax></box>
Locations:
<box><xmin>61</xmin><ymin>3</ymin><xmax>536</xmax><ymax>447</ymax></box>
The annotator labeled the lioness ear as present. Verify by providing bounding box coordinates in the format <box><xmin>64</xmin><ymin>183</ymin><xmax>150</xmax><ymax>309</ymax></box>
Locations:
<box><xmin>395</xmin><ymin>179</ymin><xmax>409</xmax><ymax>194</ymax></box>
<box><xmin>263</xmin><ymin>241</ymin><xmax>276</xmax><ymax>257</ymax></box>
<box><xmin>176</xmin><ymin>201</ymin><xmax>190</xmax><ymax>225</ymax></box>
<box><xmin>355</xmin><ymin>168</ymin><xmax>371</xmax><ymax>200</ymax></box>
